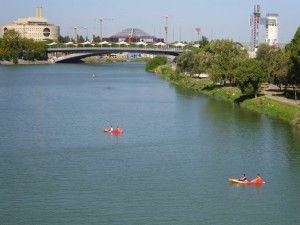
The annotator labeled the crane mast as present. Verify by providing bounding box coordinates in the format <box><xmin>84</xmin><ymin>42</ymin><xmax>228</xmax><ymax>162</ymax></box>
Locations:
<box><xmin>100</xmin><ymin>18</ymin><xmax>113</xmax><ymax>41</ymax></box>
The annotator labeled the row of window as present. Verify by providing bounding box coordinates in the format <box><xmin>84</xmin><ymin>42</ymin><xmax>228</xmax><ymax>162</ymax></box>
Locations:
<box><xmin>3</xmin><ymin>27</ymin><xmax>54</xmax><ymax>37</ymax></box>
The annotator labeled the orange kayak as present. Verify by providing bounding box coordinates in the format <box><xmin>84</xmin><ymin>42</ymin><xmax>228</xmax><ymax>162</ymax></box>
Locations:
<box><xmin>228</xmin><ymin>178</ymin><xmax>266</xmax><ymax>185</ymax></box>
<box><xmin>103</xmin><ymin>128</ymin><xmax>123</xmax><ymax>135</ymax></box>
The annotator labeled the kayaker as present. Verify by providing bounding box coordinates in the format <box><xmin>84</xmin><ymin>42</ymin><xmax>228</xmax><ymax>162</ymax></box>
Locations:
<box><xmin>238</xmin><ymin>174</ymin><xmax>247</xmax><ymax>181</ymax></box>
<box><xmin>251</xmin><ymin>174</ymin><xmax>262</xmax><ymax>183</ymax></box>
<box><xmin>110</xmin><ymin>126</ymin><xmax>113</xmax><ymax>132</ymax></box>
<box><xmin>116</xmin><ymin>127</ymin><xmax>121</xmax><ymax>132</ymax></box>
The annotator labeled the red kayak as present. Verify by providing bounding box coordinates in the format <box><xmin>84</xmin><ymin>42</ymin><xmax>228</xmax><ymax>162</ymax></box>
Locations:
<box><xmin>228</xmin><ymin>178</ymin><xmax>266</xmax><ymax>185</ymax></box>
<box><xmin>103</xmin><ymin>128</ymin><xmax>123</xmax><ymax>135</ymax></box>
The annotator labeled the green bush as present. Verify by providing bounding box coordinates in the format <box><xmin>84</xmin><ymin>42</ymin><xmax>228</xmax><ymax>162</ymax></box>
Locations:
<box><xmin>146</xmin><ymin>56</ymin><xmax>167</xmax><ymax>72</ymax></box>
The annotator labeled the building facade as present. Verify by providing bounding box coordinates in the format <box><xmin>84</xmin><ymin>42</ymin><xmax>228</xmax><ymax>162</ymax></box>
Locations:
<box><xmin>265</xmin><ymin>13</ymin><xmax>279</xmax><ymax>46</ymax></box>
<box><xmin>1</xmin><ymin>7</ymin><xmax>60</xmax><ymax>41</ymax></box>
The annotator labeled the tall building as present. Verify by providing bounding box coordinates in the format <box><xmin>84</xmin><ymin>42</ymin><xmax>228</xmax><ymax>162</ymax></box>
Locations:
<box><xmin>249</xmin><ymin>4</ymin><xmax>261</xmax><ymax>51</ymax></box>
<box><xmin>1</xmin><ymin>7</ymin><xmax>60</xmax><ymax>41</ymax></box>
<box><xmin>249</xmin><ymin>5</ymin><xmax>280</xmax><ymax>51</ymax></box>
<box><xmin>265</xmin><ymin>13</ymin><xmax>279</xmax><ymax>46</ymax></box>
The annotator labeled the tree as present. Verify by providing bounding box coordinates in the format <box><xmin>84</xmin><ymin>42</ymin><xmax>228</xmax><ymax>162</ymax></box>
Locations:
<box><xmin>93</xmin><ymin>35</ymin><xmax>101</xmax><ymax>43</ymax></box>
<box><xmin>191</xmin><ymin>51</ymin><xmax>211</xmax><ymax>75</ymax></box>
<box><xmin>198</xmin><ymin>36</ymin><xmax>209</xmax><ymax>48</ymax></box>
<box><xmin>207</xmin><ymin>39</ymin><xmax>248</xmax><ymax>85</ymax></box>
<box><xmin>2</xmin><ymin>29</ymin><xmax>23</xmax><ymax>63</ymax></box>
<box><xmin>235</xmin><ymin>59</ymin><xmax>268</xmax><ymax>98</ymax></box>
<box><xmin>77</xmin><ymin>35</ymin><xmax>85</xmax><ymax>43</ymax></box>
<box><xmin>269</xmin><ymin>50</ymin><xmax>289</xmax><ymax>90</ymax></box>
<box><xmin>175</xmin><ymin>51</ymin><xmax>195</xmax><ymax>75</ymax></box>
<box><xmin>58</xmin><ymin>35</ymin><xmax>71</xmax><ymax>43</ymax></box>
<box><xmin>285</xmin><ymin>27</ymin><xmax>300</xmax><ymax>86</ymax></box>
<box><xmin>256</xmin><ymin>43</ymin><xmax>279</xmax><ymax>66</ymax></box>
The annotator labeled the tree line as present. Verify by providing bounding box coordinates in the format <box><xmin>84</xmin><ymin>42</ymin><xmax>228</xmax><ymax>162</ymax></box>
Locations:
<box><xmin>0</xmin><ymin>30</ymin><xmax>95</xmax><ymax>64</ymax></box>
<box><xmin>0</xmin><ymin>30</ymin><xmax>49</xmax><ymax>63</ymax></box>
<box><xmin>175</xmin><ymin>28</ymin><xmax>300</xmax><ymax>98</ymax></box>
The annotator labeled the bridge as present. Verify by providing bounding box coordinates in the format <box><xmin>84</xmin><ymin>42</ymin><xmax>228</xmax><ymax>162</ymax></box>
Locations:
<box><xmin>47</xmin><ymin>47</ymin><xmax>185</xmax><ymax>63</ymax></box>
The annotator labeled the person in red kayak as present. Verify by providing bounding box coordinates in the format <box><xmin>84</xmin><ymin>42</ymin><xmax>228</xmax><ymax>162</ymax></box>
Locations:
<box><xmin>110</xmin><ymin>126</ymin><xmax>113</xmax><ymax>132</ymax></box>
<box><xmin>251</xmin><ymin>174</ymin><xmax>262</xmax><ymax>183</ymax></box>
<box><xmin>238</xmin><ymin>174</ymin><xmax>247</xmax><ymax>181</ymax></box>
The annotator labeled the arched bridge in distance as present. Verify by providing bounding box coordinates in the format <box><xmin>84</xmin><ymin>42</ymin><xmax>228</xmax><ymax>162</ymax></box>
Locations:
<box><xmin>47</xmin><ymin>47</ymin><xmax>185</xmax><ymax>63</ymax></box>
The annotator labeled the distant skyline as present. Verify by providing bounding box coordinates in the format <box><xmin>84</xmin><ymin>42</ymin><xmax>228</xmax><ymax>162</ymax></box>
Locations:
<box><xmin>1</xmin><ymin>0</ymin><xmax>300</xmax><ymax>44</ymax></box>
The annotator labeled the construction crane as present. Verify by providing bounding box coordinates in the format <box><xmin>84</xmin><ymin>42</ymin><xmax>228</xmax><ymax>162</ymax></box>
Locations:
<box><xmin>99</xmin><ymin>18</ymin><xmax>113</xmax><ymax>41</ymax></box>
<box><xmin>72</xmin><ymin>26</ymin><xmax>87</xmax><ymax>43</ymax></box>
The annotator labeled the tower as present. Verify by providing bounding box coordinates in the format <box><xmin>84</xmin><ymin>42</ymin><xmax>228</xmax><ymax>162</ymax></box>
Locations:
<box><xmin>265</xmin><ymin>13</ymin><xmax>279</xmax><ymax>46</ymax></box>
<box><xmin>250</xmin><ymin>4</ymin><xmax>261</xmax><ymax>51</ymax></box>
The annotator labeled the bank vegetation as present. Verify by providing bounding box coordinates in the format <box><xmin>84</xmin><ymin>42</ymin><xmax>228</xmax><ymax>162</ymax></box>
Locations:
<box><xmin>146</xmin><ymin>27</ymin><xmax>300</xmax><ymax>126</ymax></box>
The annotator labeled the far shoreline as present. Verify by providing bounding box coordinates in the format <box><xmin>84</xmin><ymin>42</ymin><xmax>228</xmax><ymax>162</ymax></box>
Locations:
<box><xmin>1</xmin><ymin>59</ymin><xmax>54</xmax><ymax>65</ymax></box>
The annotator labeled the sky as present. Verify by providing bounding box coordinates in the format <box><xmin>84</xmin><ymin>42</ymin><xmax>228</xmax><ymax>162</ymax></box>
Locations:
<box><xmin>1</xmin><ymin>0</ymin><xmax>300</xmax><ymax>44</ymax></box>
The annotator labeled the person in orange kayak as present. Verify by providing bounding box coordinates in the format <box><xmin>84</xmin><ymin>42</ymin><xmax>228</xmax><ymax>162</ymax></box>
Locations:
<box><xmin>238</xmin><ymin>174</ymin><xmax>247</xmax><ymax>181</ymax></box>
<box><xmin>251</xmin><ymin>174</ymin><xmax>262</xmax><ymax>183</ymax></box>
<box><xmin>116</xmin><ymin>127</ymin><xmax>121</xmax><ymax>132</ymax></box>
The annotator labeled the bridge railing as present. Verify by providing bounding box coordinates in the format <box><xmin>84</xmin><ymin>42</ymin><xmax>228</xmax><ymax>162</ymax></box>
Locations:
<box><xmin>47</xmin><ymin>46</ymin><xmax>184</xmax><ymax>52</ymax></box>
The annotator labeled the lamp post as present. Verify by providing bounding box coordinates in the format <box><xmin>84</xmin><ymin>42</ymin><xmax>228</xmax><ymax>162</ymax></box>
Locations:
<box><xmin>195</xmin><ymin>27</ymin><xmax>201</xmax><ymax>44</ymax></box>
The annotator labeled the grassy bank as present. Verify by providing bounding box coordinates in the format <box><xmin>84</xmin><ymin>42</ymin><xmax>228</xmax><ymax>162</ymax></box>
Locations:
<box><xmin>156</xmin><ymin>65</ymin><xmax>300</xmax><ymax>126</ymax></box>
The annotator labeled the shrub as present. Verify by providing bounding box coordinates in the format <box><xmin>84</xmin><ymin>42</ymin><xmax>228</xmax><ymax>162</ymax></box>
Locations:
<box><xmin>146</xmin><ymin>56</ymin><xmax>167</xmax><ymax>72</ymax></box>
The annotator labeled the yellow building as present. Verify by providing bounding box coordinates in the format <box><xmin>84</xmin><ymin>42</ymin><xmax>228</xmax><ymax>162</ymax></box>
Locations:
<box><xmin>1</xmin><ymin>7</ymin><xmax>60</xmax><ymax>41</ymax></box>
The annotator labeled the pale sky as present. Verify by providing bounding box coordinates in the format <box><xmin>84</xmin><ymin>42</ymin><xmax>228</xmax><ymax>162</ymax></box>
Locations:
<box><xmin>1</xmin><ymin>0</ymin><xmax>300</xmax><ymax>44</ymax></box>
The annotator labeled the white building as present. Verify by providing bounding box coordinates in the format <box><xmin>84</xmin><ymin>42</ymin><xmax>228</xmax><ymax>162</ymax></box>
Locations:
<box><xmin>265</xmin><ymin>13</ymin><xmax>279</xmax><ymax>46</ymax></box>
<box><xmin>1</xmin><ymin>7</ymin><xmax>60</xmax><ymax>41</ymax></box>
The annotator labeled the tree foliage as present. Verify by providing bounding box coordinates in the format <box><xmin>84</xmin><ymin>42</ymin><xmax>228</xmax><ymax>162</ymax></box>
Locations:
<box><xmin>145</xmin><ymin>56</ymin><xmax>167</xmax><ymax>72</ymax></box>
<box><xmin>0</xmin><ymin>29</ymin><xmax>48</xmax><ymax>63</ymax></box>
<box><xmin>175</xmin><ymin>51</ymin><xmax>195</xmax><ymax>75</ymax></box>
<box><xmin>269</xmin><ymin>50</ymin><xmax>289</xmax><ymax>90</ymax></box>
<box><xmin>197</xmin><ymin>36</ymin><xmax>209</xmax><ymax>48</ymax></box>
<box><xmin>175</xmin><ymin>39</ymin><xmax>248</xmax><ymax>84</ymax></box>
<box><xmin>58</xmin><ymin>35</ymin><xmax>71</xmax><ymax>43</ymax></box>
<box><xmin>256</xmin><ymin>43</ymin><xmax>279</xmax><ymax>66</ymax></box>
<box><xmin>235</xmin><ymin>59</ymin><xmax>268</xmax><ymax>97</ymax></box>
<box><xmin>285</xmin><ymin>26</ymin><xmax>300</xmax><ymax>84</ymax></box>
<box><xmin>206</xmin><ymin>39</ymin><xmax>248</xmax><ymax>84</ymax></box>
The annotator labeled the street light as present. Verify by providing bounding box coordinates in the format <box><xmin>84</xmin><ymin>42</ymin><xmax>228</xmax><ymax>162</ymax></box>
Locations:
<box><xmin>195</xmin><ymin>27</ymin><xmax>201</xmax><ymax>43</ymax></box>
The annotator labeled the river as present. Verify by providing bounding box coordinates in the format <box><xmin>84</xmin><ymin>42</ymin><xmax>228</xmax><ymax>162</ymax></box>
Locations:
<box><xmin>0</xmin><ymin>62</ymin><xmax>300</xmax><ymax>224</ymax></box>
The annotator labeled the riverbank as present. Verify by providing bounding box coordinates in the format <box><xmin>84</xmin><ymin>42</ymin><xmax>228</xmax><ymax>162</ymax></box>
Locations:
<box><xmin>1</xmin><ymin>59</ymin><xmax>53</xmax><ymax>65</ymax></box>
<box><xmin>156</xmin><ymin>64</ymin><xmax>300</xmax><ymax>128</ymax></box>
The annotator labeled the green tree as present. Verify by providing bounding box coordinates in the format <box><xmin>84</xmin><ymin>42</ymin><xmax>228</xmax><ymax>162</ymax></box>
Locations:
<box><xmin>235</xmin><ymin>59</ymin><xmax>268</xmax><ymax>98</ymax></box>
<box><xmin>58</xmin><ymin>35</ymin><xmax>71</xmax><ymax>43</ymax></box>
<box><xmin>93</xmin><ymin>35</ymin><xmax>101</xmax><ymax>43</ymax></box>
<box><xmin>198</xmin><ymin>36</ymin><xmax>209</xmax><ymax>48</ymax></box>
<box><xmin>256</xmin><ymin>43</ymin><xmax>279</xmax><ymax>66</ymax></box>
<box><xmin>145</xmin><ymin>56</ymin><xmax>167</xmax><ymax>72</ymax></box>
<box><xmin>21</xmin><ymin>38</ymin><xmax>35</xmax><ymax>61</ymax></box>
<box><xmin>269</xmin><ymin>50</ymin><xmax>289</xmax><ymax>90</ymax></box>
<box><xmin>175</xmin><ymin>51</ymin><xmax>195</xmax><ymax>75</ymax></box>
<box><xmin>191</xmin><ymin>51</ymin><xmax>211</xmax><ymax>75</ymax></box>
<box><xmin>77</xmin><ymin>35</ymin><xmax>85</xmax><ymax>43</ymax></box>
<box><xmin>285</xmin><ymin>27</ymin><xmax>300</xmax><ymax>86</ymax></box>
<box><xmin>2</xmin><ymin>29</ymin><xmax>23</xmax><ymax>63</ymax></box>
<box><xmin>207</xmin><ymin>39</ymin><xmax>248</xmax><ymax>85</ymax></box>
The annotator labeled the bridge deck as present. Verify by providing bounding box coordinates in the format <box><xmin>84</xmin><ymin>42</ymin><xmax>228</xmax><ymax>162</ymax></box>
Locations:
<box><xmin>47</xmin><ymin>47</ymin><xmax>184</xmax><ymax>63</ymax></box>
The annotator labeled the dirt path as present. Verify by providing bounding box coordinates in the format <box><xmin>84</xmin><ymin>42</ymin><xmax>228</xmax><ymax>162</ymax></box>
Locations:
<box><xmin>264</xmin><ymin>84</ymin><xmax>300</xmax><ymax>107</ymax></box>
